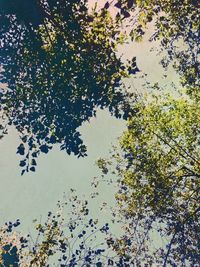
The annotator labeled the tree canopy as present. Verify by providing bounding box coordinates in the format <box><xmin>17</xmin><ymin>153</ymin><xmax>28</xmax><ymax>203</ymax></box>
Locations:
<box><xmin>0</xmin><ymin>0</ymin><xmax>138</xmax><ymax>174</ymax></box>
<box><xmin>98</xmin><ymin>93</ymin><xmax>200</xmax><ymax>265</ymax></box>
<box><xmin>95</xmin><ymin>1</ymin><xmax>200</xmax><ymax>263</ymax></box>
<box><xmin>0</xmin><ymin>0</ymin><xmax>199</xmax><ymax>266</ymax></box>
<box><xmin>111</xmin><ymin>0</ymin><xmax>199</xmax><ymax>92</ymax></box>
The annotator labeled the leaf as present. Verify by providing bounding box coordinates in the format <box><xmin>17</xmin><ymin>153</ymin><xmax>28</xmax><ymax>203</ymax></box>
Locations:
<box><xmin>115</xmin><ymin>2</ymin><xmax>121</xmax><ymax>9</ymax></box>
<box><xmin>127</xmin><ymin>0</ymin><xmax>134</xmax><ymax>9</ymax></box>
<box><xmin>104</xmin><ymin>2</ymin><xmax>110</xmax><ymax>9</ymax></box>
<box><xmin>17</xmin><ymin>144</ymin><xmax>25</xmax><ymax>155</ymax></box>
<box><xmin>122</xmin><ymin>10</ymin><xmax>130</xmax><ymax>18</ymax></box>
<box><xmin>19</xmin><ymin>160</ymin><xmax>26</xmax><ymax>167</ymax></box>
<box><xmin>21</xmin><ymin>169</ymin><xmax>25</xmax><ymax>176</ymax></box>
<box><xmin>40</xmin><ymin>144</ymin><xmax>49</xmax><ymax>154</ymax></box>
<box><xmin>30</xmin><ymin>166</ymin><xmax>36</xmax><ymax>172</ymax></box>
<box><xmin>31</xmin><ymin>159</ymin><xmax>37</xmax><ymax>166</ymax></box>
<box><xmin>32</xmin><ymin>152</ymin><xmax>38</xmax><ymax>158</ymax></box>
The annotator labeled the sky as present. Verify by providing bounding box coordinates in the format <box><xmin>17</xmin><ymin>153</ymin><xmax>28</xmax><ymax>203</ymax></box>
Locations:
<box><xmin>0</xmin><ymin>3</ymin><xmax>180</xmax><ymax>237</ymax></box>
<box><xmin>0</xmin><ymin>110</ymin><xmax>125</xmax><ymax>231</ymax></box>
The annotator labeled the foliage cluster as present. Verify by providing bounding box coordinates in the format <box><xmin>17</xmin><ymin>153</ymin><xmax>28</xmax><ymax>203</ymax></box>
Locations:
<box><xmin>98</xmin><ymin>94</ymin><xmax>200</xmax><ymax>265</ymax></box>
<box><xmin>111</xmin><ymin>0</ymin><xmax>200</xmax><ymax>92</ymax></box>
<box><xmin>0</xmin><ymin>0</ymin><xmax>199</xmax><ymax>266</ymax></box>
<box><xmin>0</xmin><ymin>0</ymin><xmax>138</xmax><ymax>174</ymax></box>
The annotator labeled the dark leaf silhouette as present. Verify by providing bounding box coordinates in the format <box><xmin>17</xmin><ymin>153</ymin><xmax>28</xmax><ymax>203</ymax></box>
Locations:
<box><xmin>17</xmin><ymin>144</ymin><xmax>25</xmax><ymax>156</ymax></box>
<box><xmin>122</xmin><ymin>10</ymin><xmax>131</xmax><ymax>18</ymax></box>
<box><xmin>127</xmin><ymin>0</ymin><xmax>134</xmax><ymax>9</ymax></box>
<box><xmin>115</xmin><ymin>2</ymin><xmax>122</xmax><ymax>9</ymax></box>
<box><xmin>104</xmin><ymin>2</ymin><xmax>110</xmax><ymax>9</ymax></box>
<box><xmin>30</xmin><ymin>166</ymin><xmax>36</xmax><ymax>172</ymax></box>
<box><xmin>19</xmin><ymin>160</ymin><xmax>26</xmax><ymax>167</ymax></box>
<box><xmin>40</xmin><ymin>145</ymin><xmax>49</xmax><ymax>154</ymax></box>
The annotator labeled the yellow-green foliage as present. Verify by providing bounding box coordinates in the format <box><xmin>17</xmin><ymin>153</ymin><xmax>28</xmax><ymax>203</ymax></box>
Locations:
<box><xmin>116</xmin><ymin>94</ymin><xmax>200</xmax><ymax>218</ymax></box>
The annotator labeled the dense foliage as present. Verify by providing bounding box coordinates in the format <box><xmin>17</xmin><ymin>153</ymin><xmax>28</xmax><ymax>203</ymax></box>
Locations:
<box><xmin>98</xmin><ymin>93</ymin><xmax>200</xmax><ymax>265</ymax></box>
<box><xmin>95</xmin><ymin>4</ymin><xmax>200</xmax><ymax>263</ymax></box>
<box><xmin>0</xmin><ymin>0</ymin><xmax>138</xmax><ymax>174</ymax></box>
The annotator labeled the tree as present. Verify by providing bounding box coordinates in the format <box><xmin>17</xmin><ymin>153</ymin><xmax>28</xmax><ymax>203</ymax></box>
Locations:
<box><xmin>95</xmin><ymin>2</ymin><xmax>200</xmax><ymax>264</ymax></box>
<box><xmin>0</xmin><ymin>0</ymin><xmax>138</xmax><ymax>174</ymax></box>
<box><xmin>110</xmin><ymin>0</ymin><xmax>199</xmax><ymax>93</ymax></box>
<box><xmin>98</xmin><ymin>93</ymin><xmax>200</xmax><ymax>265</ymax></box>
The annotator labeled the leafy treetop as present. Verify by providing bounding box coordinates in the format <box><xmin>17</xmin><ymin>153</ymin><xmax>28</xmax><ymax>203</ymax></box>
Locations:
<box><xmin>0</xmin><ymin>0</ymin><xmax>138</xmax><ymax>174</ymax></box>
<box><xmin>98</xmin><ymin>93</ymin><xmax>200</xmax><ymax>265</ymax></box>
